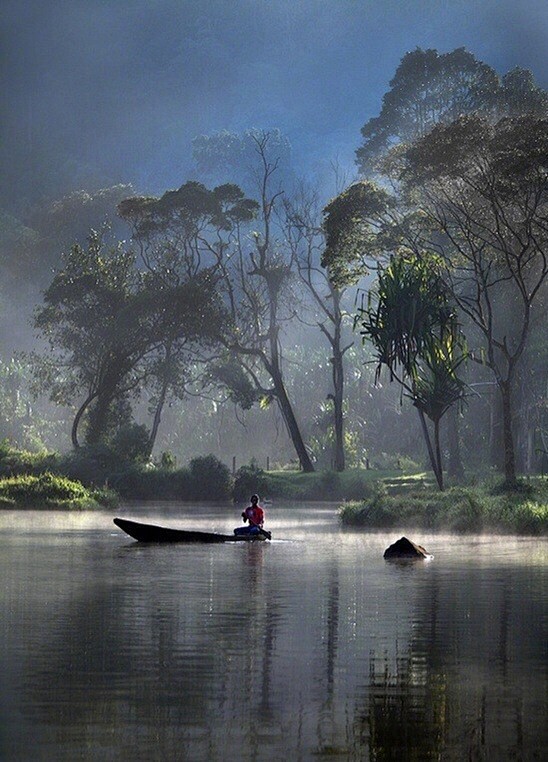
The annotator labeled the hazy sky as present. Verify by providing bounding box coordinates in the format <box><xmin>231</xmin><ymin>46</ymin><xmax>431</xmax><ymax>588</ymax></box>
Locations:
<box><xmin>2</xmin><ymin>0</ymin><xmax>547</xmax><ymax>201</ymax></box>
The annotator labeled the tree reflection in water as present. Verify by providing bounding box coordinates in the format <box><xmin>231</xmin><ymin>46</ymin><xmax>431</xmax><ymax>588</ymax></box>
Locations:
<box><xmin>3</xmin><ymin>514</ymin><xmax>546</xmax><ymax>761</ymax></box>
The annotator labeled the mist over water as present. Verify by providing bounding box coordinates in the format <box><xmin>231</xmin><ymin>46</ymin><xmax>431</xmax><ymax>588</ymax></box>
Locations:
<box><xmin>1</xmin><ymin>504</ymin><xmax>546</xmax><ymax>760</ymax></box>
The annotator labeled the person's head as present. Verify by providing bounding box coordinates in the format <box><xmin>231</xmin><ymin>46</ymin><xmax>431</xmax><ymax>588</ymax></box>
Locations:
<box><xmin>250</xmin><ymin>494</ymin><xmax>259</xmax><ymax>505</ymax></box>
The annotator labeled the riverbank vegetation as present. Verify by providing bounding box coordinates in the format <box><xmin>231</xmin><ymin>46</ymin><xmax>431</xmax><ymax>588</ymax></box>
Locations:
<box><xmin>0</xmin><ymin>472</ymin><xmax>117</xmax><ymax>510</ymax></box>
<box><xmin>1</xmin><ymin>440</ymin><xmax>546</xmax><ymax>535</ymax></box>
<box><xmin>0</xmin><ymin>442</ymin><xmax>234</xmax><ymax>502</ymax></box>
<box><xmin>339</xmin><ymin>478</ymin><xmax>548</xmax><ymax>535</ymax></box>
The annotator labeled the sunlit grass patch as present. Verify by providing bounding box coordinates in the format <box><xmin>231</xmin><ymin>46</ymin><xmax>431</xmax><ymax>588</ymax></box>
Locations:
<box><xmin>339</xmin><ymin>478</ymin><xmax>548</xmax><ymax>535</ymax></box>
<box><xmin>262</xmin><ymin>468</ymin><xmax>400</xmax><ymax>501</ymax></box>
<box><xmin>0</xmin><ymin>472</ymin><xmax>118</xmax><ymax>510</ymax></box>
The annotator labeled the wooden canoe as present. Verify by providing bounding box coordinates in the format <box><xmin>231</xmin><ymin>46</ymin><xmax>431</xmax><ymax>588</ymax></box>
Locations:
<box><xmin>113</xmin><ymin>517</ymin><xmax>270</xmax><ymax>543</ymax></box>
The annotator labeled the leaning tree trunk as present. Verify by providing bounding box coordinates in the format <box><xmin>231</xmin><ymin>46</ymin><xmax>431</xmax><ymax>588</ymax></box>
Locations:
<box><xmin>270</xmin><ymin>362</ymin><xmax>314</xmax><ymax>473</ymax></box>
<box><xmin>146</xmin><ymin>374</ymin><xmax>169</xmax><ymax>460</ymax></box>
<box><xmin>71</xmin><ymin>391</ymin><xmax>98</xmax><ymax>449</ymax></box>
<box><xmin>433</xmin><ymin>417</ymin><xmax>444</xmax><ymax>491</ymax></box>
<box><xmin>145</xmin><ymin>344</ymin><xmax>173</xmax><ymax>459</ymax></box>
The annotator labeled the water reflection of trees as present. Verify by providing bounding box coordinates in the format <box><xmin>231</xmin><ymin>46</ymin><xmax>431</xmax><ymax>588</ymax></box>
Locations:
<box><xmin>17</xmin><ymin>539</ymin><xmax>547</xmax><ymax>760</ymax></box>
<box><xmin>22</xmin><ymin>543</ymin><xmax>285</xmax><ymax>758</ymax></box>
<box><xmin>355</xmin><ymin>651</ymin><xmax>446</xmax><ymax>760</ymax></box>
<box><xmin>352</xmin><ymin>565</ymin><xmax>546</xmax><ymax>760</ymax></box>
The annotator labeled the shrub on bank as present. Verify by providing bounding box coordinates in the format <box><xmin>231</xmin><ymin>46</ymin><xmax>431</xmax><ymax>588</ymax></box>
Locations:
<box><xmin>0</xmin><ymin>472</ymin><xmax>118</xmax><ymax>510</ymax></box>
<box><xmin>0</xmin><ymin>440</ymin><xmax>60</xmax><ymax>477</ymax></box>
<box><xmin>188</xmin><ymin>455</ymin><xmax>233</xmax><ymax>499</ymax></box>
<box><xmin>109</xmin><ymin>454</ymin><xmax>233</xmax><ymax>501</ymax></box>
<box><xmin>233</xmin><ymin>462</ymin><xmax>270</xmax><ymax>502</ymax></box>
<box><xmin>339</xmin><ymin>479</ymin><xmax>548</xmax><ymax>535</ymax></box>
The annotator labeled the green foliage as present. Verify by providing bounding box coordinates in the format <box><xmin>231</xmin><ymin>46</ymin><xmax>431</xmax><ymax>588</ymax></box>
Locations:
<box><xmin>110</xmin><ymin>423</ymin><xmax>150</xmax><ymax>463</ymax></box>
<box><xmin>501</xmin><ymin>67</ymin><xmax>548</xmax><ymax>116</ymax></box>
<box><xmin>0</xmin><ymin>472</ymin><xmax>117</xmax><ymax>510</ymax></box>
<box><xmin>29</xmin><ymin>185</ymin><xmax>133</xmax><ymax>249</ymax></box>
<box><xmin>206</xmin><ymin>356</ymin><xmax>259</xmax><ymax>409</ymax></box>
<box><xmin>358</xmin><ymin>251</ymin><xmax>467</xmax><ymax>489</ymax></box>
<box><xmin>339</xmin><ymin>479</ymin><xmax>548</xmax><ymax>535</ymax></box>
<box><xmin>108</xmin><ymin>465</ymin><xmax>191</xmax><ymax>501</ymax></box>
<box><xmin>33</xmin><ymin>228</ymin><xmax>227</xmax><ymax>448</ymax></box>
<box><xmin>158</xmin><ymin>451</ymin><xmax>177</xmax><ymax>470</ymax></box>
<box><xmin>355</xmin><ymin>47</ymin><xmax>543</xmax><ymax>174</ymax></box>
<box><xmin>259</xmin><ymin>469</ymin><xmax>398</xmax><ymax>501</ymax></box>
<box><xmin>0</xmin><ymin>440</ymin><xmax>60</xmax><ymax>477</ymax></box>
<box><xmin>322</xmin><ymin>181</ymin><xmax>394</xmax><ymax>285</ymax></box>
<box><xmin>110</xmin><ymin>455</ymin><xmax>233</xmax><ymax>501</ymax></box>
<box><xmin>233</xmin><ymin>461</ymin><xmax>269</xmax><ymax>502</ymax></box>
<box><xmin>188</xmin><ymin>454</ymin><xmax>233</xmax><ymax>499</ymax></box>
<box><xmin>360</xmin><ymin>252</ymin><xmax>460</xmax><ymax>382</ymax></box>
<box><xmin>118</xmin><ymin>180</ymin><xmax>258</xmax><ymax>240</ymax></box>
<box><xmin>401</xmin><ymin>114</ymin><xmax>548</xmax><ymax>485</ymax></box>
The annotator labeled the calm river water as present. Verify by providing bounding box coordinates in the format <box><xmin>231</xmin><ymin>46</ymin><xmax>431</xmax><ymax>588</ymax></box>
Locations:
<box><xmin>0</xmin><ymin>502</ymin><xmax>546</xmax><ymax>761</ymax></box>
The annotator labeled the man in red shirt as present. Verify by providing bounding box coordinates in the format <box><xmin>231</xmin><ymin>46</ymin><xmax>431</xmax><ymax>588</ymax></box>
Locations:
<box><xmin>234</xmin><ymin>494</ymin><xmax>268</xmax><ymax>537</ymax></box>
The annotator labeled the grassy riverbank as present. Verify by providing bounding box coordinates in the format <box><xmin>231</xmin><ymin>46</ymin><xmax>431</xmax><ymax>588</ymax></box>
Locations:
<box><xmin>339</xmin><ymin>478</ymin><xmax>548</xmax><ymax>535</ymax></box>
<box><xmin>240</xmin><ymin>467</ymin><xmax>401</xmax><ymax>502</ymax></box>
<box><xmin>0</xmin><ymin>472</ymin><xmax>118</xmax><ymax>510</ymax></box>
<box><xmin>1</xmin><ymin>442</ymin><xmax>546</xmax><ymax>533</ymax></box>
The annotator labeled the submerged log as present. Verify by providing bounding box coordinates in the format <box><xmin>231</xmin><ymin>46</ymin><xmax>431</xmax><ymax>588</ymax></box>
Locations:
<box><xmin>383</xmin><ymin>536</ymin><xmax>431</xmax><ymax>559</ymax></box>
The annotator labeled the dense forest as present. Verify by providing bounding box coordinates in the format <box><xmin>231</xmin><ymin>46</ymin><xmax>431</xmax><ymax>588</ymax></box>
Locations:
<box><xmin>0</xmin><ymin>47</ymin><xmax>546</xmax><ymax>489</ymax></box>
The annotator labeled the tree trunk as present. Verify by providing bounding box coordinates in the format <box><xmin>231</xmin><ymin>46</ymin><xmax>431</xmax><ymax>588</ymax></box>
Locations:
<box><xmin>447</xmin><ymin>406</ymin><xmax>464</xmax><ymax>480</ymax></box>
<box><xmin>86</xmin><ymin>391</ymin><xmax>113</xmax><ymax>445</ymax></box>
<box><xmin>500</xmin><ymin>381</ymin><xmax>517</xmax><ymax>486</ymax></box>
<box><xmin>332</xmin><ymin>345</ymin><xmax>345</xmax><ymax>472</ymax></box>
<box><xmin>145</xmin><ymin>345</ymin><xmax>172</xmax><ymax>460</ymax></box>
<box><xmin>433</xmin><ymin>417</ymin><xmax>444</xmax><ymax>491</ymax></box>
<box><xmin>146</xmin><ymin>375</ymin><xmax>169</xmax><ymax>459</ymax></box>
<box><xmin>489</xmin><ymin>392</ymin><xmax>504</xmax><ymax>469</ymax></box>
<box><xmin>417</xmin><ymin>408</ymin><xmax>443</xmax><ymax>490</ymax></box>
<box><xmin>86</xmin><ymin>370</ymin><xmax>123</xmax><ymax>446</ymax></box>
<box><xmin>270</xmin><ymin>363</ymin><xmax>314</xmax><ymax>472</ymax></box>
<box><xmin>71</xmin><ymin>391</ymin><xmax>97</xmax><ymax>449</ymax></box>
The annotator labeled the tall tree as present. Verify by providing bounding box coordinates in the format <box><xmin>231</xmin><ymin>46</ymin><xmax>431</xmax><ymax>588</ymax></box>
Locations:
<box><xmin>283</xmin><ymin>187</ymin><xmax>353</xmax><ymax>471</ymax></box>
<box><xmin>33</xmin><ymin>232</ymin><xmax>222</xmax><ymax>449</ymax></box>
<box><xmin>356</xmin><ymin>47</ymin><xmax>500</xmax><ymax>174</ymax></box>
<box><xmin>401</xmin><ymin>115</ymin><xmax>548</xmax><ymax>486</ymax></box>
<box><xmin>119</xmin><ymin>141</ymin><xmax>315</xmax><ymax>471</ymax></box>
<box><xmin>356</xmin><ymin>48</ymin><xmax>546</xmax><ymax>175</ymax></box>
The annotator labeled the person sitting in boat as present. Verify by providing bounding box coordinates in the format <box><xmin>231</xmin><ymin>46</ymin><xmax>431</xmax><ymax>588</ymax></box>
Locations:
<box><xmin>234</xmin><ymin>494</ymin><xmax>265</xmax><ymax>536</ymax></box>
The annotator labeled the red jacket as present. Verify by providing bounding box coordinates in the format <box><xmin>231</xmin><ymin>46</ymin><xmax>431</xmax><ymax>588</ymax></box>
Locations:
<box><xmin>243</xmin><ymin>505</ymin><xmax>264</xmax><ymax>527</ymax></box>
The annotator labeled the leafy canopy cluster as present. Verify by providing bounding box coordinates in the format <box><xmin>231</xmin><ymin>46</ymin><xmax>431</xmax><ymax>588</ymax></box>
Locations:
<box><xmin>356</xmin><ymin>47</ymin><xmax>548</xmax><ymax>174</ymax></box>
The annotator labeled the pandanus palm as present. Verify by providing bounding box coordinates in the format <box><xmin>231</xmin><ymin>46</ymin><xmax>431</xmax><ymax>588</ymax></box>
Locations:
<box><xmin>360</xmin><ymin>252</ymin><xmax>466</xmax><ymax>489</ymax></box>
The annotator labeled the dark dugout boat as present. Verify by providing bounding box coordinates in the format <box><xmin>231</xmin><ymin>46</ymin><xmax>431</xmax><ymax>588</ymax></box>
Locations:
<box><xmin>113</xmin><ymin>517</ymin><xmax>271</xmax><ymax>543</ymax></box>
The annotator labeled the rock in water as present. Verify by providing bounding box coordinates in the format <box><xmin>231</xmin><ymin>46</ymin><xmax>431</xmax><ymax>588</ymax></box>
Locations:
<box><xmin>383</xmin><ymin>536</ymin><xmax>431</xmax><ymax>559</ymax></box>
